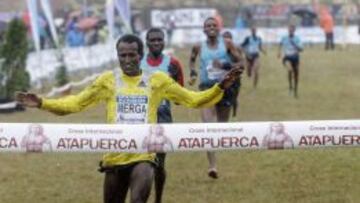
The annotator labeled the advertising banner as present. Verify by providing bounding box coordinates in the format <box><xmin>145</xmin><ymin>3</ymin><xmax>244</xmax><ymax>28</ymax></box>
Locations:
<box><xmin>151</xmin><ymin>8</ymin><xmax>216</xmax><ymax>27</ymax></box>
<box><xmin>0</xmin><ymin>120</ymin><xmax>359</xmax><ymax>153</ymax></box>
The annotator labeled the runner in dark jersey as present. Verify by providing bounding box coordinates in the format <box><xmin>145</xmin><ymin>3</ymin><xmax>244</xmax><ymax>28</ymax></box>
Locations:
<box><xmin>141</xmin><ymin>27</ymin><xmax>184</xmax><ymax>203</ymax></box>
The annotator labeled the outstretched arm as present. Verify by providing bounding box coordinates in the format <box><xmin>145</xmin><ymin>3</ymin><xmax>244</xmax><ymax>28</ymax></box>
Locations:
<box><xmin>188</xmin><ymin>44</ymin><xmax>200</xmax><ymax>86</ymax></box>
<box><xmin>162</xmin><ymin>67</ymin><xmax>243</xmax><ymax>108</ymax></box>
<box><xmin>16</xmin><ymin>92</ymin><xmax>42</xmax><ymax>108</ymax></box>
<box><xmin>168</xmin><ymin>57</ymin><xmax>184</xmax><ymax>86</ymax></box>
<box><xmin>224</xmin><ymin>39</ymin><xmax>245</xmax><ymax>73</ymax></box>
<box><xmin>15</xmin><ymin>72</ymin><xmax>111</xmax><ymax>115</ymax></box>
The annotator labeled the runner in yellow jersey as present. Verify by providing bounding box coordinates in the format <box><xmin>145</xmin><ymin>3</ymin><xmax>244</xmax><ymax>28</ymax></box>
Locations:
<box><xmin>16</xmin><ymin>34</ymin><xmax>243</xmax><ymax>203</ymax></box>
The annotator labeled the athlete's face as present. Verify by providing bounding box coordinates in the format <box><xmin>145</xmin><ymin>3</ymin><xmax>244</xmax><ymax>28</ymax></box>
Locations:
<box><xmin>204</xmin><ymin>19</ymin><xmax>219</xmax><ymax>38</ymax></box>
<box><xmin>222</xmin><ymin>32</ymin><xmax>232</xmax><ymax>40</ymax></box>
<box><xmin>147</xmin><ymin>31</ymin><xmax>164</xmax><ymax>57</ymax></box>
<box><xmin>117</xmin><ymin>42</ymin><xmax>141</xmax><ymax>76</ymax></box>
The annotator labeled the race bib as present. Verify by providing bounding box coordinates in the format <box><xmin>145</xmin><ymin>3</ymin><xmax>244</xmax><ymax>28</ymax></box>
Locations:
<box><xmin>116</xmin><ymin>95</ymin><xmax>148</xmax><ymax>124</ymax></box>
<box><xmin>248</xmin><ymin>45</ymin><xmax>258</xmax><ymax>54</ymax></box>
<box><xmin>206</xmin><ymin>61</ymin><xmax>227</xmax><ymax>80</ymax></box>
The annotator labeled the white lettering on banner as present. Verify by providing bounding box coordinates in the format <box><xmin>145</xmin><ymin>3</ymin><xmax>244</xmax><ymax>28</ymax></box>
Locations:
<box><xmin>151</xmin><ymin>8</ymin><xmax>216</xmax><ymax>27</ymax></box>
<box><xmin>327</xmin><ymin>126</ymin><xmax>360</xmax><ymax>131</ymax></box>
<box><xmin>206</xmin><ymin>127</ymin><xmax>243</xmax><ymax>133</ymax></box>
<box><xmin>0</xmin><ymin>121</ymin><xmax>359</xmax><ymax>153</ymax></box>
<box><xmin>189</xmin><ymin>127</ymin><xmax>243</xmax><ymax>133</ymax></box>
<box><xmin>68</xmin><ymin>128</ymin><xmax>123</xmax><ymax>134</ymax></box>
<box><xmin>170</xmin><ymin>26</ymin><xmax>360</xmax><ymax>46</ymax></box>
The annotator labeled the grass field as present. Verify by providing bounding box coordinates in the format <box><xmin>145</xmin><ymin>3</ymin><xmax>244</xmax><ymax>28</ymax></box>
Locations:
<box><xmin>0</xmin><ymin>46</ymin><xmax>359</xmax><ymax>203</ymax></box>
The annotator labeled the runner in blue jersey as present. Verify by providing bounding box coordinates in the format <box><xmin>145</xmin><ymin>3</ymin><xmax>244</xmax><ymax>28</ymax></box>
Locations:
<box><xmin>278</xmin><ymin>25</ymin><xmax>303</xmax><ymax>98</ymax></box>
<box><xmin>188</xmin><ymin>17</ymin><xmax>244</xmax><ymax>179</ymax></box>
<box><xmin>241</xmin><ymin>26</ymin><xmax>266</xmax><ymax>90</ymax></box>
<box><xmin>141</xmin><ymin>27</ymin><xmax>184</xmax><ymax>203</ymax></box>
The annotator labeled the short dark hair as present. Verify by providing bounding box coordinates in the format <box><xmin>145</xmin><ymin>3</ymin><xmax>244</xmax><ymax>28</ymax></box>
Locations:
<box><xmin>116</xmin><ymin>34</ymin><xmax>144</xmax><ymax>59</ymax></box>
<box><xmin>222</xmin><ymin>31</ymin><xmax>232</xmax><ymax>39</ymax></box>
<box><xmin>146</xmin><ymin>27</ymin><xmax>164</xmax><ymax>40</ymax></box>
<box><xmin>204</xmin><ymin>17</ymin><xmax>217</xmax><ymax>27</ymax></box>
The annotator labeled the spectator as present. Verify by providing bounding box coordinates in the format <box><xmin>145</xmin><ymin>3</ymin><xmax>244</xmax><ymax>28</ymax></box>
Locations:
<box><xmin>85</xmin><ymin>26</ymin><xmax>99</xmax><ymax>46</ymax></box>
<box><xmin>319</xmin><ymin>8</ymin><xmax>335</xmax><ymax>50</ymax></box>
<box><xmin>66</xmin><ymin>25</ymin><xmax>85</xmax><ymax>47</ymax></box>
<box><xmin>235</xmin><ymin>14</ymin><xmax>246</xmax><ymax>30</ymax></box>
<box><xmin>164</xmin><ymin>14</ymin><xmax>175</xmax><ymax>45</ymax></box>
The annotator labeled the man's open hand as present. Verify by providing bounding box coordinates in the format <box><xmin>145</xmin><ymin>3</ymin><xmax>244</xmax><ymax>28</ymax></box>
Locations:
<box><xmin>15</xmin><ymin>92</ymin><xmax>42</xmax><ymax>108</ymax></box>
<box><xmin>219</xmin><ymin>64</ymin><xmax>244</xmax><ymax>89</ymax></box>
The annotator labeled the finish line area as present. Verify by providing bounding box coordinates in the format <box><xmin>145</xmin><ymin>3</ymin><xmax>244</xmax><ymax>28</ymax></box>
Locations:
<box><xmin>1</xmin><ymin>120</ymin><xmax>359</xmax><ymax>153</ymax></box>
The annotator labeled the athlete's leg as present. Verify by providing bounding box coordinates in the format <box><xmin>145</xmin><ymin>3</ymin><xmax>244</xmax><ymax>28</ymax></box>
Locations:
<box><xmin>103</xmin><ymin>167</ymin><xmax>130</xmax><ymax>203</ymax></box>
<box><xmin>130</xmin><ymin>162</ymin><xmax>154</xmax><ymax>203</ymax></box>
<box><xmin>154</xmin><ymin>153</ymin><xmax>166</xmax><ymax>203</ymax></box>
<box><xmin>325</xmin><ymin>33</ymin><xmax>330</xmax><ymax>50</ymax></box>
<box><xmin>246</xmin><ymin>59</ymin><xmax>252</xmax><ymax>78</ymax></box>
<box><xmin>293</xmin><ymin>63</ymin><xmax>299</xmax><ymax>98</ymax></box>
<box><xmin>201</xmin><ymin>107</ymin><xmax>217</xmax><ymax>178</ymax></box>
<box><xmin>330</xmin><ymin>32</ymin><xmax>335</xmax><ymax>50</ymax></box>
<box><xmin>155</xmin><ymin>106</ymin><xmax>171</xmax><ymax>203</ymax></box>
<box><xmin>252</xmin><ymin>57</ymin><xmax>260</xmax><ymax>89</ymax></box>
<box><xmin>231</xmin><ymin>79</ymin><xmax>241</xmax><ymax>117</ymax></box>
<box><xmin>207</xmin><ymin>105</ymin><xmax>231</xmax><ymax>179</ymax></box>
<box><xmin>216</xmin><ymin>105</ymin><xmax>231</xmax><ymax>122</ymax></box>
<box><xmin>201</xmin><ymin>107</ymin><xmax>216</xmax><ymax>122</ymax></box>
<box><xmin>284</xmin><ymin>59</ymin><xmax>293</xmax><ymax>93</ymax></box>
<box><xmin>288</xmin><ymin>69</ymin><xmax>293</xmax><ymax>91</ymax></box>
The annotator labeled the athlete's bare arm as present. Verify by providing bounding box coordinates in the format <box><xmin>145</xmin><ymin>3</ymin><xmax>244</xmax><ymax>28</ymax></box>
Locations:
<box><xmin>168</xmin><ymin>58</ymin><xmax>184</xmax><ymax>86</ymax></box>
<box><xmin>224</xmin><ymin>38</ymin><xmax>242</xmax><ymax>63</ymax></box>
<box><xmin>188</xmin><ymin>44</ymin><xmax>200</xmax><ymax>85</ymax></box>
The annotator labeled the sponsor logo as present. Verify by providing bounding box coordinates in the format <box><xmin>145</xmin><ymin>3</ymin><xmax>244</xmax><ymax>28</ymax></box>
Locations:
<box><xmin>178</xmin><ymin>136</ymin><xmax>259</xmax><ymax>149</ymax></box>
<box><xmin>142</xmin><ymin>125</ymin><xmax>174</xmax><ymax>153</ymax></box>
<box><xmin>56</xmin><ymin>138</ymin><xmax>137</xmax><ymax>150</ymax></box>
<box><xmin>262</xmin><ymin>123</ymin><xmax>294</xmax><ymax>150</ymax></box>
<box><xmin>21</xmin><ymin>124</ymin><xmax>52</xmax><ymax>153</ymax></box>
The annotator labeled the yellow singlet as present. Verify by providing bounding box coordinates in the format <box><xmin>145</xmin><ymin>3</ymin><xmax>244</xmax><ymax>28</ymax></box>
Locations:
<box><xmin>41</xmin><ymin>70</ymin><xmax>223</xmax><ymax>166</ymax></box>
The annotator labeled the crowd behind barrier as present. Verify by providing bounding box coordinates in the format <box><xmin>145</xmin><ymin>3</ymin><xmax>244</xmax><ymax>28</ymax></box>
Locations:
<box><xmin>26</xmin><ymin>25</ymin><xmax>360</xmax><ymax>83</ymax></box>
